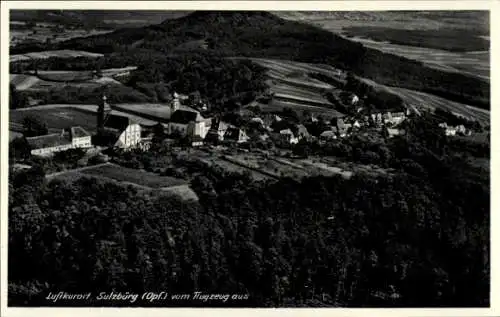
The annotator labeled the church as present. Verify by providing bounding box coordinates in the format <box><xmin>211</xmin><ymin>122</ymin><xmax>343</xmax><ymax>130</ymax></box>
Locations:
<box><xmin>96</xmin><ymin>94</ymin><xmax>151</xmax><ymax>150</ymax></box>
<box><xmin>167</xmin><ymin>92</ymin><xmax>212</xmax><ymax>142</ymax></box>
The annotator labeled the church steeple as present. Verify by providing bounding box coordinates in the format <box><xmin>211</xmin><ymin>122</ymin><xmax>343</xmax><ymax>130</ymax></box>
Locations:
<box><xmin>97</xmin><ymin>93</ymin><xmax>112</xmax><ymax>130</ymax></box>
<box><xmin>171</xmin><ymin>92</ymin><xmax>181</xmax><ymax>113</ymax></box>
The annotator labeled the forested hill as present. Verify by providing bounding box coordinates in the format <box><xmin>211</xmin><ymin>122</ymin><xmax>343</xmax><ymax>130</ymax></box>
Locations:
<box><xmin>13</xmin><ymin>11</ymin><xmax>489</xmax><ymax>109</ymax></box>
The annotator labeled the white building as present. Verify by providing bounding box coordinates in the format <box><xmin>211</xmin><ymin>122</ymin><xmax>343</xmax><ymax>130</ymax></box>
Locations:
<box><xmin>26</xmin><ymin>126</ymin><xmax>92</xmax><ymax>156</ymax></box>
<box><xmin>167</xmin><ymin>92</ymin><xmax>212</xmax><ymax>140</ymax></box>
<box><xmin>279</xmin><ymin>129</ymin><xmax>299</xmax><ymax>144</ymax></box>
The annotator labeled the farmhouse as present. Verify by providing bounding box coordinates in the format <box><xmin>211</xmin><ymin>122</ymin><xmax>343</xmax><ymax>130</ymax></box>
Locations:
<box><xmin>26</xmin><ymin>126</ymin><xmax>92</xmax><ymax>156</ymax></box>
<box><xmin>385</xmin><ymin>127</ymin><xmax>406</xmax><ymax>138</ymax></box>
<box><xmin>224</xmin><ymin>126</ymin><xmax>249</xmax><ymax>143</ymax></box>
<box><xmin>205</xmin><ymin>119</ymin><xmax>230</xmax><ymax>142</ymax></box>
<box><xmin>279</xmin><ymin>129</ymin><xmax>299</xmax><ymax>144</ymax></box>
<box><xmin>319</xmin><ymin>129</ymin><xmax>338</xmax><ymax>141</ymax></box>
<box><xmin>296</xmin><ymin>124</ymin><xmax>311</xmax><ymax>140</ymax></box>
<box><xmin>438</xmin><ymin>123</ymin><xmax>470</xmax><ymax>137</ymax></box>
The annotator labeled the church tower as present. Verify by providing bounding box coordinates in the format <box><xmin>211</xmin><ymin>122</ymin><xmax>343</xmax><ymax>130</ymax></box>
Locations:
<box><xmin>97</xmin><ymin>93</ymin><xmax>112</xmax><ymax>130</ymax></box>
<box><xmin>170</xmin><ymin>92</ymin><xmax>181</xmax><ymax>113</ymax></box>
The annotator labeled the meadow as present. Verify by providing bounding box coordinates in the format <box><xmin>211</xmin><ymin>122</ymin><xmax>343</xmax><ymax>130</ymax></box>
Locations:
<box><xmin>342</xmin><ymin>26</ymin><xmax>489</xmax><ymax>52</ymax></box>
<box><xmin>10</xmin><ymin>106</ymin><xmax>99</xmax><ymax>133</ymax></box>
<box><xmin>80</xmin><ymin>163</ymin><xmax>187</xmax><ymax>189</ymax></box>
<box><xmin>10</xmin><ymin>50</ymin><xmax>104</xmax><ymax>63</ymax></box>
<box><xmin>277</xmin><ymin>11</ymin><xmax>490</xmax><ymax>81</ymax></box>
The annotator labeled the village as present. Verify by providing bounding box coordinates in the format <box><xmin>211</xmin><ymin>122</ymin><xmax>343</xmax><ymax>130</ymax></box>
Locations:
<box><xmin>9</xmin><ymin>84</ymin><xmax>478</xmax><ymax>195</ymax></box>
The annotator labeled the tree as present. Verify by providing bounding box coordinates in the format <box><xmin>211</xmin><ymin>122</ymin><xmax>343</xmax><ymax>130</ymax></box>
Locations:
<box><xmin>22</xmin><ymin>116</ymin><xmax>48</xmax><ymax>137</ymax></box>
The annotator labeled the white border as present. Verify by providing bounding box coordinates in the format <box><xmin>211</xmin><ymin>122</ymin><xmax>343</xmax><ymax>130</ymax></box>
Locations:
<box><xmin>1</xmin><ymin>1</ymin><xmax>498</xmax><ymax>317</ymax></box>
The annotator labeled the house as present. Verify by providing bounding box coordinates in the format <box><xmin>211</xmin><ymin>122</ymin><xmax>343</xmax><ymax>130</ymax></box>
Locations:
<box><xmin>390</xmin><ymin>111</ymin><xmax>406</xmax><ymax>125</ymax></box>
<box><xmin>250</xmin><ymin>117</ymin><xmax>265</xmax><ymax>127</ymax></box>
<box><xmin>385</xmin><ymin>127</ymin><xmax>405</xmax><ymax>138</ymax></box>
<box><xmin>224</xmin><ymin>126</ymin><xmax>249</xmax><ymax>143</ymax></box>
<box><xmin>371</xmin><ymin>113</ymin><xmax>384</xmax><ymax>125</ymax></box>
<box><xmin>382</xmin><ymin>112</ymin><xmax>393</xmax><ymax>124</ymax></box>
<box><xmin>319</xmin><ymin>128</ymin><xmax>338</xmax><ymax>141</ymax></box>
<box><xmin>205</xmin><ymin>119</ymin><xmax>230</xmax><ymax>143</ymax></box>
<box><xmin>351</xmin><ymin>94</ymin><xmax>360</xmax><ymax>106</ymax></box>
<box><xmin>296</xmin><ymin>124</ymin><xmax>310</xmax><ymax>140</ymax></box>
<box><xmin>438</xmin><ymin>122</ymin><xmax>457</xmax><ymax>136</ymax></box>
<box><xmin>279</xmin><ymin>129</ymin><xmax>299</xmax><ymax>144</ymax></box>
<box><xmin>335</xmin><ymin>118</ymin><xmax>350</xmax><ymax>137</ymax></box>
<box><xmin>26</xmin><ymin>126</ymin><xmax>92</xmax><ymax>156</ymax></box>
<box><xmin>102</xmin><ymin>115</ymin><xmax>144</xmax><ymax>149</ymax></box>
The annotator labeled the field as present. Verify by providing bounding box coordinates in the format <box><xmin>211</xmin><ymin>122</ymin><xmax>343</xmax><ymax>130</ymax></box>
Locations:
<box><xmin>10</xmin><ymin>104</ymin><xmax>159</xmax><ymax>132</ymax></box>
<box><xmin>10</xmin><ymin>50</ymin><xmax>104</xmax><ymax>63</ymax></box>
<box><xmin>47</xmin><ymin>163</ymin><xmax>196</xmax><ymax>200</ymax></box>
<box><xmin>347</xmin><ymin>38</ymin><xmax>489</xmax><ymax>80</ymax></box>
<box><xmin>238</xmin><ymin>58</ymin><xmax>347</xmax><ymax>119</ymax></box>
<box><xmin>276</xmin><ymin>11</ymin><xmax>490</xmax><ymax>81</ymax></box>
<box><xmin>10</xmin><ymin>22</ymin><xmax>111</xmax><ymax>47</ymax></box>
<box><xmin>80</xmin><ymin>163</ymin><xmax>187</xmax><ymax>189</ymax></box>
<box><xmin>10</xmin><ymin>11</ymin><xmax>189</xmax><ymax>29</ymax></box>
<box><xmin>10</xmin><ymin>74</ymin><xmax>112</xmax><ymax>92</ymax></box>
<box><xmin>342</xmin><ymin>26</ymin><xmax>489</xmax><ymax>52</ymax></box>
<box><xmin>10</xmin><ymin>106</ymin><xmax>99</xmax><ymax>133</ymax></box>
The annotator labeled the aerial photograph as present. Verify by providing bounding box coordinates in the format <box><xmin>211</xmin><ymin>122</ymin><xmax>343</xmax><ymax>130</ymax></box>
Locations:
<box><xmin>6</xmin><ymin>9</ymin><xmax>490</xmax><ymax>308</ymax></box>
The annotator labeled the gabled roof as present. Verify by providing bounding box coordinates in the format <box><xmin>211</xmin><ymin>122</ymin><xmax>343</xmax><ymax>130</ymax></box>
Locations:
<box><xmin>224</xmin><ymin>126</ymin><xmax>246</xmax><ymax>141</ymax></box>
<box><xmin>297</xmin><ymin>124</ymin><xmax>309</xmax><ymax>135</ymax></box>
<box><xmin>71</xmin><ymin>126</ymin><xmax>91</xmax><ymax>138</ymax></box>
<box><xmin>26</xmin><ymin>133</ymin><xmax>71</xmax><ymax>150</ymax></box>
<box><xmin>280</xmin><ymin>129</ymin><xmax>294</xmax><ymax>136</ymax></box>
<box><xmin>104</xmin><ymin>115</ymin><xmax>133</xmax><ymax>131</ymax></box>
<box><xmin>320</xmin><ymin>130</ymin><xmax>336</xmax><ymax>138</ymax></box>
<box><xmin>170</xmin><ymin>110</ymin><xmax>199</xmax><ymax>124</ymax></box>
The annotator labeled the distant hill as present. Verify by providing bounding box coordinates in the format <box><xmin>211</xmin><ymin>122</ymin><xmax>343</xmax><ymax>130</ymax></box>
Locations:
<box><xmin>15</xmin><ymin>11</ymin><xmax>490</xmax><ymax>109</ymax></box>
<box><xmin>10</xmin><ymin>10</ymin><xmax>190</xmax><ymax>29</ymax></box>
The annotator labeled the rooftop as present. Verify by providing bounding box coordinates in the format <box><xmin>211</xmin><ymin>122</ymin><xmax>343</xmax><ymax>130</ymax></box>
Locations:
<box><xmin>170</xmin><ymin>109</ymin><xmax>203</xmax><ymax>124</ymax></box>
<box><xmin>26</xmin><ymin>133</ymin><xmax>72</xmax><ymax>150</ymax></box>
<box><xmin>71</xmin><ymin>126</ymin><xmax>91</xmax><ymax>138</ymax></box>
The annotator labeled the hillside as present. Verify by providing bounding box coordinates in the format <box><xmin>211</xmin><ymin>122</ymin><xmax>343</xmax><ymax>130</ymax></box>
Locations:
<box><xmin>14</xmin><ymin>11</ymin><xmax>490</xmax><ymax>110</ymax></box>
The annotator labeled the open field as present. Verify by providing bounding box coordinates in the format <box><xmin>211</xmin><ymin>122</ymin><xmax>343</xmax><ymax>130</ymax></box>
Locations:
<box><xmin>10</xmin><ymin>11</ymin><xmax>188</xmax><ymax>29</ymax></box>
<box><xmin>236</xmin><ymin>57</ymin><xmax>347</xmax><ymax>119</ymax></box>
<box><xmin>10</xmin><ymin>104</ymin><xmax>159</xmax><ymax>131</ymax></box>
<box><xmin>191</xmin><ymin>151</ymin><xmax>272</xmax><ymax>181</ymax></box>
<box><xmin>261</xmin><ymin>99</ymin><xmax>345</xmax><ymax>120</ymax></box>
<box><xmin>10</xmin><ymin>67</ymin><xmax>134</xmax><ymax>92</ymax></box>
<box><xmin>80</xmin><ymin>163</ymin><xmax>187</xmax><ymax>189</ymax></box>
<box><xmin>276</xmin><ymin>11</ymin><xmax>489</xmax><ymax>80</ymax></box>
<box><xmin>348</xmin><ymin>38</ymin><xmax>489</xmax><ymax>80</ymax></box>
<box><xmin>47</xmin><ymin>164</ymin><xmax>196</xmax><ymax>200</ymax></box>
<box><xmin>10</xmin><ymin>23</ymin><xmax>112</xmax><ymax>47</ymax></box>
<box><xmin>10</xmin><ymin>50</ymin><xmax>104</xmax><ymax>63</ymax></box>
<box><xmin>342</xmin><ymin>26</ymin><xmax>489</xmax><ymax>52</ymax></box>
<box><xmin>10</xmin><ymin>106</ymin><xmax>99</xmax><ymax>133</ymax></box>
<box><xmin>10</xmin><ymin>74</ymin><xmax>114</xmax><ymax>92</ymax></box>
<box><xmin>275</xmin><ymin>11</ymin><xmax>488</xmax><ymax>34</ymax></box>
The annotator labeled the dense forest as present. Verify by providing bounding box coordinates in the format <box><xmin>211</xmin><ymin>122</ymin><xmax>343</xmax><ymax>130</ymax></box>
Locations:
<box><xmin>8</xmin><ymin>114</ymin><xmax>490</xmax><ymax>307</ymax></box>
<box><xmin>11</xmin><ymin>11</ymin><xmax>488</xmax><ymax>109</ymax></box>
